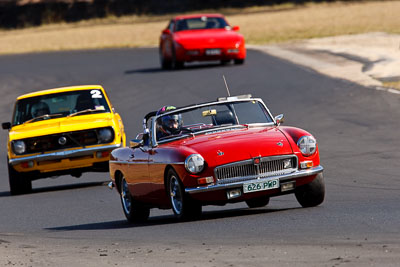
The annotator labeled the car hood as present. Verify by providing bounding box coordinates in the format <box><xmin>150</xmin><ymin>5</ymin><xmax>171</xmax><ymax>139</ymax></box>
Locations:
<box><xmin>9</xmin><ymin>113</ymin><xmax>114</xmax><ymax>141</ymax></box>
<box><xmin>173</xmin><ymin>127</ymin><xmax>293</xmax><ymax>167</ymax></box>
<box><xmin>174</xmin><ymin>29</ymin><xmax>243</xmax><ymax>49</ymax></box>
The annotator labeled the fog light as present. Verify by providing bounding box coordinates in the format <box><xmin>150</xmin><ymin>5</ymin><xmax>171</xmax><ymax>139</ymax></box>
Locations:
<box><xmin>197</xmin><ymin>176</ymin><xmax>214</xmax><ymax>185</ymax></box>
<box><xmin>283</xmin><ymin>159</ymin><xmax>292</xmax><ymax>169</ymax></box>
<box><xmin>227</xmin><ymin>49</ymin><xmax>239</xmax><ymax>53</ymax></box>
<box><xmin>281</xmin><ymin>181</ymin><xmax>295</xmax><ymax>192</ymax></box>
<box><xmin>21</xmin><ymin>161</ymin><xmax>34</xmax><ymax>168</ymax></box>
<box><xmin>96</xmin><ymin>151</ymin><xmax>110</xmax><ymax>158</ymax></box>
<box><xmin>227</xmin><ymin>188</ymin><xmax>242</xmax><ymax>199</ymax></box>
<box><xmin>300</xmin><ymin>161</ymin><xmax>313</xmax><ymax>169</ymax></box>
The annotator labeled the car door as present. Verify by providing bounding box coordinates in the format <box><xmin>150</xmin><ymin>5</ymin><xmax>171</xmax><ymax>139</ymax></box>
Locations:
<box><xmin>125</xmin><ymin>144</ymin><xmax>151</xmax><ymax>200</ymax></box>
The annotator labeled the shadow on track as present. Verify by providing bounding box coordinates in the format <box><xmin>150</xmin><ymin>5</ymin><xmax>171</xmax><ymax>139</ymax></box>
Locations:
<box><xmin>0</xmin><ymin>181</ymin><xmax>107</xmax><ymax>198</ymax></box>
<box><xmin>125</xmin><ymin>62</ymin><xmax>235</xmax><ymax>74</ymax></box>
<box><xmin>45</xmin><ymin>206</ymin><xmax>299</xmax><ymax>231</ymax></box>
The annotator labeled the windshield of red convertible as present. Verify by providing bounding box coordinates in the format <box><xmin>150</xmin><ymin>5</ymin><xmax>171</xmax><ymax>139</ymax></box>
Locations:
<box><xmin>12</xmin><ymin>89</ymin><xmax>111</xmax><ymax>126</ymax></box>
<box><xmin>155</xmin><ymin>100</ymin><xmax>273</xmax><ymax>141</ymax></box>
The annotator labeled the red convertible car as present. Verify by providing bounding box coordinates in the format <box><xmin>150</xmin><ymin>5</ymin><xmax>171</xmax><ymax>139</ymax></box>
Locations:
<box><xmin>159</xmin><ymin>14</ymin><xmax>246</xmax><ymax>69</ymax></box>
<box><xmin>109</xmin><ymin>95</ymin><xmax>325</xmax><ymax>222</ymax></box>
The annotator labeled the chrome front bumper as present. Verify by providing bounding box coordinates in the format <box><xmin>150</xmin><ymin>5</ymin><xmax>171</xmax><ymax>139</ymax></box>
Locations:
<box><xmin>9</xmin><ymin>143</ymin><xmax>122</xmax><ymax>166</ymax></box>
<box><xmin>185</xmin><ymin>165</ymin><xmax>323</xmax><ymax>194</ymax></box>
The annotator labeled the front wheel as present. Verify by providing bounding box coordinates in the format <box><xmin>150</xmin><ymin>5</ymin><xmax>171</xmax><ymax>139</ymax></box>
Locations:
<box><xmin>167</xmin><ymin>169</ymin><xmax>202</xmax><ymax>220</ymax></box>
<box><xmin>160</xmin><ymin>48</ymin><xmax>172</xmax><ymax>70</ymax></box>
<box><xmin>245</xmin><ymin>195</ymin><xmax>270</xmax><ymax>208</ymax></box>
<box><xmin>8</xmin><ymin>162</ymin><xmax>32</xmax><ymax>195</ymax></box>
<box><xmin>295</xmin><ymin>173</ymin><xmax>325</xmax><ymax>207</ymax></box>
<box><xmin>120</xmin><ymin>175</ymin><xmax>150</xmax><ymax>223</ymax></box>
<box><xmin>171</xmin><ymin>47</ymin><xmax>184</xmax><ymax>70</ymax></box>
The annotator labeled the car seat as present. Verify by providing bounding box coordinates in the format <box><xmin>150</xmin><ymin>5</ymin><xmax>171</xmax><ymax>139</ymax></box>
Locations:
<box><xmin>206</xmin><ymin>20</ymin><xmax>217</xmax><ymax>29</ymax></box>
<box><xmin>214</xmin><ymin>110</ymin><xmax>236</xmax><ymax>125</ymax></box>
<box><xmin>75</xmin><ymin>93</ymin><xmax>94</xmax><ymax>111</ymax></box>
<box><xmin>176</xmin><ymin>20</ymin><xmax>188</xmax><ymax>31</ymax></box>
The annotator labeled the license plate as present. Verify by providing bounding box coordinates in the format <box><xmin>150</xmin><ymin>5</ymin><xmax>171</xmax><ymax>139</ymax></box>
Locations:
<box><xmin>205</xmin><ymin>49</ymin><xmax>221</xmax><ymax>55</ymax></box>
<box><xmin>243</xmin><ymin>179</ymin><xmax>280</xmax><ymax>193</ymax></box>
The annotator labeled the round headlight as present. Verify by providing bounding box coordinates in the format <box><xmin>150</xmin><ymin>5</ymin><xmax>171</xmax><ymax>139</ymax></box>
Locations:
<box><xmin>185</xmin><ymin>154</ymin><xmax>205</xmax><ymax>174</ymax></box>
<box><xmin>12</xmin><ymin>140</ymin><xmax>26</xmax><ymax>155</ymax></box>
<box><xmin>297</xmin><ymin>136</ymin><xmax>317</xmax><ymax>156</ymax></box>
<box><xmin>98</xmin><ymin>128</ymin><xmax>114</xmax><ymax>143</ymax></box>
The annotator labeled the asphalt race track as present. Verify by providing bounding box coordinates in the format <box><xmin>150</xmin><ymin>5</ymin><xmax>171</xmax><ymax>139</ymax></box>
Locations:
<box><xmin>0</xmin><ymin>48</ymin><xmax>399</xmax><ymax>265</ymax></box>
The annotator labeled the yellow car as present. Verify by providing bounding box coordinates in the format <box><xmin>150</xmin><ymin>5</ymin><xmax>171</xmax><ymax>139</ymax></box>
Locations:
<box><xmin>2</xmin><ymin>85</ymin><xmax>126</xmax><ymax>195</ymax></box>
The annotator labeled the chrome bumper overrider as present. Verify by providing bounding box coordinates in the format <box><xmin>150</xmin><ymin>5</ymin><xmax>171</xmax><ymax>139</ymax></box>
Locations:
<box><xmin>9</xmin><ymin>144</ymin><xmax>122</xmax><ymax>165</ymax></box>
<box><xmin>185</xmin><ymin>165</ymin><xmax>324</xmax><ymax>194</ymax></box>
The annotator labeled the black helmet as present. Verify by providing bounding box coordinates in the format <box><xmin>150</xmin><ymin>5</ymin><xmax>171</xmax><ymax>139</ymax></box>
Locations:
<box><xmin>157</xmin><ymin>106</ymin><xmax>182</xmax><ymax>135</ymax></box>
<box><xmin>31</xmin><ymin>102</ymin><xmax>50</xmax><ymax>117</ymax></box>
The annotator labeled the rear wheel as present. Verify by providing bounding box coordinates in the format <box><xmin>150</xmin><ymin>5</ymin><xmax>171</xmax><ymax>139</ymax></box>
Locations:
<box><xmin>8</xmin><ymin>162</ymin><xmax>32</xmax><ymax>195</ymax></box>
<box><xmin>245</xmin><ymin>195</ymin><xmax>270</xmax><ymax>208</ymax></box>
<box><xmin>234</xmin><ymin>59</ymin><xmax>245</xmax><ymax>65</ymax></box>
<box><xmin>167</xmin><ymin>169</ymin><xmax>202</xmax><ymax>220</ymax></box>
<box><xmin>295</xmin><ymin>173</ymin><xmax>325</xmax><ymax>207</ymax></box>
<box><xmin>120</xmin><ymin>175</ymin><xmax>150</xmax><ymax>223</ymax></box>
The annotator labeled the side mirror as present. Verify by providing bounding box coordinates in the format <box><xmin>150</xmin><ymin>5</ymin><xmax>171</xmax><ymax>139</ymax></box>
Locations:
<box><xmin>274</xmin><ymin>114</ymin><xmax>284</xmax><ymax>126</ymax></box>
<box><xmin>232</xmin><ymin>26</ymin><xmax>240</xmax><ymax>31</ymax></box>
<box><xmin>2</xmin><ymin>122</ymin><xmax>11</xmax><ymax>130</ymax></box>
<box><xmin>162</xmin><ymin>29</ymin><xmax>171</xmax><ymax>35</ymax></box>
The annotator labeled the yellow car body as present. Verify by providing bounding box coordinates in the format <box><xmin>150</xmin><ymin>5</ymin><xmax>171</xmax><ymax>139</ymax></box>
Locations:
<box><xmin>2</xmin><ymin>85</ymin><xmax>126</xmax><ymax>195</ymax></box>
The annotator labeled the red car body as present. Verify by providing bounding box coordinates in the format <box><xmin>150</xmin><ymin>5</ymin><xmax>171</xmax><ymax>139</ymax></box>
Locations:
<box><xmin>109</xmin><ymin>95</ymin><xmax>325</xmax><ymax>222</ymax></box>
<box><xmin>159</xmin><ymin>14</ymin><xmax>246</xmax><ymax>69</ymax></box>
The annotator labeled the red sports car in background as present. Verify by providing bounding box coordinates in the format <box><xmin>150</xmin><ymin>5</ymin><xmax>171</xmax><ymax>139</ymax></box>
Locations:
<box><xmin>108</xmin><ymin>95</ymin><xmax>325</xmax><ymax>222</ymax></box>
<box><xmin>159</xmin><ymin>14</ymin><xmax>246</xmax><ymax>69</ymax></box>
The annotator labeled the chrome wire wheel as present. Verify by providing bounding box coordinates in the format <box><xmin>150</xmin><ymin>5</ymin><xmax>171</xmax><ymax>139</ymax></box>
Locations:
<box><xmin>169</xmin><ymin>174</ymin><xmax>183</xmax><ymax>215</ymax></box>
<box><xmin>121</xmin><ymin>177</ymin><xmax>131</xmax><ymax>215</ymax></box>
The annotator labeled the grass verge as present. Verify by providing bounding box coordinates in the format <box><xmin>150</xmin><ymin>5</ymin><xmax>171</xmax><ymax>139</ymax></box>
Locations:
<box><xmin>0</xmin><ymin>1</ymin><xmax>399</xmax><ymax>55</ymax></box>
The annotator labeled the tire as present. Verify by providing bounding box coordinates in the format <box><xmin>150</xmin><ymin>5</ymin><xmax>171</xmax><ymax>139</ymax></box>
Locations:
<box><xmin>120</xmin><ymin>175</ymin><xmax>150</xmax><ymax>223</ymax></box>
<box><xmin>295</xmin><ymin>173</ymin><xmax>325</xmax><ymax>207</ymax></box>
<box><xmin>245</xmin><ymin>195</ymin><xmax>270</xmax><ymax>208</ymax></box>
<box><xmin>160</xmin><ymin>48</ymin><xmax>172</xmax><ymax>70</ymax></box>
<box><xmin>171</xmin><ymin>48</ymin><xmax>184</xmax><ymax>70</ymax></box>
<box><xmin>234</xmin><ymin>58</ymin><xmax>245</xmax><ymax>65</ymax></box>
<box><xmin>167</xmin><ymin>169</ymin><xmax>202</xmax><ymax>220</ymax></box>
<box><xmin>8</xmin><ymin>162</ymin><xmax>32</xmax><ymax>195</ymax></box>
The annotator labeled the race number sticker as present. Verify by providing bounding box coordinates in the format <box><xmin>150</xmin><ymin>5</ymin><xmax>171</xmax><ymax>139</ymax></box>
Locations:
<box><xmin>91</xmin><ymin>89</ymin><xmax>103</xmax><ymax>98</ymax></box>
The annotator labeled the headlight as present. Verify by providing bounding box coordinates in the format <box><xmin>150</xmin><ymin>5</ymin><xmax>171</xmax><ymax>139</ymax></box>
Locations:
<box><xmin>98</xmin><ymin>128</ymin><xmax>114</xmax><ymax>143</ymax></box>
<box><xmin>185</xmin><ymin>154</ymin><xmax>205</xmax><ymax>174</ymax></box>
<box><xmin>12</xmin><ymin>140</ymin><xmax>26</xmax><ymax>155</ymax></box>
<box><xmin>297</xmin><ymin>136</ymin><xmax>317</xmax><ymax>156</ymax></box>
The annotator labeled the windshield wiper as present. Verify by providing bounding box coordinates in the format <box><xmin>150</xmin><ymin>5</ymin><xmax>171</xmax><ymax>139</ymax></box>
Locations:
<box><xmin>67</xmin><ymin>109</ymin><xmax>100</xmax><ymax>117</ymax></box>
<box><xmin>23</xmin><ymin>113</ymin><xmax>63</xmax><ymax>124</ymax></box>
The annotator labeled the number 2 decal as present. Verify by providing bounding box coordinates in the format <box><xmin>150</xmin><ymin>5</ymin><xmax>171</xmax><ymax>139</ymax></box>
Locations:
<box><xmin>91</xmin><ymin>90</ymin><xmax>102</xmax><ymax>98</ymax></box>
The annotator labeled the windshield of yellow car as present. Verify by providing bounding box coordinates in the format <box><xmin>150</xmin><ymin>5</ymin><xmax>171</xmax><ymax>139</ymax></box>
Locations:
<box><xmin>12</xmin><ymin>89</ymin><xmax>111</xmax><ymax>126</ymax></box>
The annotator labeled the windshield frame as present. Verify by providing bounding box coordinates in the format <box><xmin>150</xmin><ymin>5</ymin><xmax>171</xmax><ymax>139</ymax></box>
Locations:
<box><xmin>150</xmin><ymin>97</ymin><xmax>276</xmax><ymax>147</ymax></box>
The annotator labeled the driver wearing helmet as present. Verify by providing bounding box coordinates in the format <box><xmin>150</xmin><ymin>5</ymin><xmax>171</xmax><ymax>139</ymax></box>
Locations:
<box><xmin>31</xmin><ymin>101</ymin><xmax>50</xmax><ymax>118</ymax></box>
<box><xmin>156</xmin><ymin>106</ymin><xmax>183</xmax><ymax>140</ymax></box>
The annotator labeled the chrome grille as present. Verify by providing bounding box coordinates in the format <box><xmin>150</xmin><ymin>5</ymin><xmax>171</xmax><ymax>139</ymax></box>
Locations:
<box><xmin>215</xmin><ymin>155</ymin><xmax>297</xmax><ymax>184</ymax></box>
